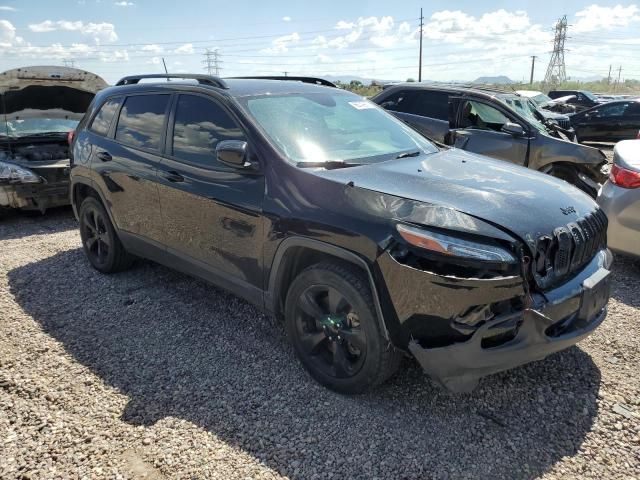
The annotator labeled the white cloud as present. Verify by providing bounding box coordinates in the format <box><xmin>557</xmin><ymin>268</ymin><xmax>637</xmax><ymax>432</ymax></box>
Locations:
<box><xmin>174</xmin><ymin>43</ymin><xmax>194</xmax><ymax>54</ymax></box>
<box><xmin>573</xmin><ymin>4</ymin><xmax>640</xmax><ymax>33</ymax></box>
<box><xmin>0</xmin><ymin>5</ymin><xmax>16</xmax><ymax>11</ymax></box>
<box><xmin>142</xmin><ymin>44</ymin><xmax>163</xmax><ymax>53</ymax></box>
<box><xmin>28</xmin><ymin>20</ymin><xmax>118</xmax><ymax>43</ymax></box>
<box><xmin>0</xmin><ymin>19</ymin><xmax>16</xmax><ymax>47</ymax></box>
<box><xmin>261</xmin><ymin>32</ymin><xmax>300</xmax><ymax>53</ymax></box>
<box><xmin>282</xmin><ymin>16</ymin><xmax>291</xmax><ymax>22</ymax></box>
<box><xmin>114</xmin><ymin>1</ymin><xmax>134</xmax><ymax>5</ymax></box>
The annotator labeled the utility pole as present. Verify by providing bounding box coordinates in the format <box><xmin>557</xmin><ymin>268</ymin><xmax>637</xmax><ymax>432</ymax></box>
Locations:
<box><xmin>543</xmin><ymin>15</ymin><xmax>568</xmax><ymax>86</ymax></box>
<box><xmin>203</xmin><ymin>49</ymin><xmax>222</xmax><ymax>76</ymax></box>
<box><xmin>607</xmin><ymin>65</ymin><xmax>612</xmax><ymax>84</ymax></box>
<box><xmin>529</xmin><ymin>55</ymin><xmax>537</xmax><ymax>84</ymax></box>
<box><xmin>283</xmin><ymin>71</ymin><xmax>288</xmax><ymax>77</ymax></box>
<box><xmin>615</xmin><ymin>66</ymin><xmax>622</xmax><ymax>90</ymax></box>
<box><xmin>418</xmin><ymin>8</ymin><xmax>424</xmax><ymax>82</ymax></box>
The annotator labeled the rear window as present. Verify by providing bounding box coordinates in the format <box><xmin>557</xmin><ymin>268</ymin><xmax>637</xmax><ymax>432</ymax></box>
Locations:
<box><xmin>89</xmin><ymin>97</ymin><xmax>122</xmax><ymax>136</ymax></box>
<box><xmin>115</xmin><ymin>94</ymin><xmax>170</xmax><ymax>151</ymax></box>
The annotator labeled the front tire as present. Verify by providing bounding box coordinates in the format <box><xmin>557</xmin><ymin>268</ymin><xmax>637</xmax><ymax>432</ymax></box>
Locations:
<box><xmin>284</xmin><ymin>261</ymin><xmax>401</xmax><ymax>394</ymax></box>
<box><xmin>78</xmin><ymin>197</ymin><xmax>133</xmax><ymax>273</ymax></box>
<box><xmin>545</xmin><ymin>164</ymin><xmax>598</xmax><ymax>199</ymax></box>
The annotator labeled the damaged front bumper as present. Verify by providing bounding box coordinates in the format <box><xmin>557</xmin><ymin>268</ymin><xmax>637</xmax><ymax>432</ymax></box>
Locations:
<box><xmin>379</xmin><ymin>248</ymin><xmax>613</xmax><ymax>393</ymax></box>
<box><xmin>0</xmin><ymin>160</ymin><xmax>70</xmax><ymax>212</ymax></box>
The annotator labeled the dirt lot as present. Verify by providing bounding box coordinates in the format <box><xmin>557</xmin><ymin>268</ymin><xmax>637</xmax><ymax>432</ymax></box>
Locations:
<box><xmin>1</xmin><ymin>196</ymin><xmax>639</xmax><ymax>478</ymax></box>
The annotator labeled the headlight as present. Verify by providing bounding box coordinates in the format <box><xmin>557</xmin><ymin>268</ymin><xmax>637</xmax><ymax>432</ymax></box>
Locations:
<box><xmin>0</xmin><ymin>161</ymin><xmax>41</xmax><ymax>184</ymax></box>
<box><xmin>396</xmin><ymin>224</ymin><xmax>517</xmax><ymax>263</ymax></box>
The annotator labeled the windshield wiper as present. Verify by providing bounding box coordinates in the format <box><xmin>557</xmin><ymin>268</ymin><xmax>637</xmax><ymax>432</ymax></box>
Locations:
<box><xmin>296</xmin><ymin>160</ymin><xmax>363</xmax><ymax>169</ymax></box>
<box><xmin>395</xmin><ymin>150</ymin><xmax>421</xmax><ymax>159</ymax></box>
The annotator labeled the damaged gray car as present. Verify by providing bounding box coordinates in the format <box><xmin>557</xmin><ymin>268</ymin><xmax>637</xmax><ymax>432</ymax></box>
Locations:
<box><xmin>372</xmin><ymin>84</ymin><xmax>608</xmax><ymax>198</ymax></box>
<box><xmin>0</xmin><ymin>66</ymin><xmax>107</xmax><ymax>215</ymax></box>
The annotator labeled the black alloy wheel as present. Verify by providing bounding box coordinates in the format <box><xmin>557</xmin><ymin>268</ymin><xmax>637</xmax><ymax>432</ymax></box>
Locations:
<box><xmin>78</xmin><ymin>196</ymin><xmax>133</xmax><ymax>273</ymax></box>
<box><xmin>294</xmin><ymin>284</ymin><xmax>368</xmax><ymax>379</ymax></box>
<box><xmin>285</xmin><ymin>262</ymin><xmax>402</xmax><ymax>394</ymax></box>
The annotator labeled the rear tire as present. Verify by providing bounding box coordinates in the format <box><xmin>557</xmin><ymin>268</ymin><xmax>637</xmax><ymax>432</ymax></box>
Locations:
<box><xmin>78</xmin><ymin>197</ymin><xmax>133</xmax><ymax>273</ymax></box>
<box><xmin>284</xmin><ymin>261</ymin><xmax>401</xmax><ymax>394</ymax></box>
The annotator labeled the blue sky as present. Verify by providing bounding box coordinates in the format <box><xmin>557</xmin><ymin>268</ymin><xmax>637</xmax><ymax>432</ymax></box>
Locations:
<box><xmin>0</xmin><ymin>1</ymin><xmax>639</xmax><ymax>83</ymax></box>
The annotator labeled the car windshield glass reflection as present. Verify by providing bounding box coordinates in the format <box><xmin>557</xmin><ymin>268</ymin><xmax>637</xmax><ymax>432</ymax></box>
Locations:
<box><xmin>240</xmin><ymin>92</ymin><xmax>437</xmax><ymax>164</ymax></box>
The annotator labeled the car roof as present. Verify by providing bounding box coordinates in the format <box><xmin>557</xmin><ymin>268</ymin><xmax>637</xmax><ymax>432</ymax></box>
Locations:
<box><xmin>98</xmin><ymin>77</ymin><xmax>346</xmax><ymax>100</ymax></box>
<box><xmin>382</xmin><ymin>82</ymin><xmax>519</xmax><ymax>100</ymax></box>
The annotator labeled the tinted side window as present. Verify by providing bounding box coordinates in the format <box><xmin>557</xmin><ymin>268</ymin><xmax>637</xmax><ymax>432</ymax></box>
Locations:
<box><xmin>624</xmin><ymin>102</ymin><xmax>640</xmax><ymax>115</ymax></box>
<box><xmin>460</xmin><ymin>100</ymin><xmax>510</xmax><ymax>131</ymax></box>
<box><xmin>89</xmin><ymin>97</ymin><xmax>122</xmax><ymax>136</ymax></box>
<box><xmin>411</xmin><ymin>91</ymin><xmax>449</xmax><ymax>120</ymax></box>
<box><xmin>172</xmin><ymin>94</ymin><xmax>245</xmax><ymax>167</ymax></box>
<box><xmin>381</xmin><ymin>90</ymin><xmax>449</xmax><ymax>120</ymax></box>
<box><xmin>597</xmin><ymin>103</ymin><xmax>629</xmax><ymax>117</ymax></box>
<box><xmin>115</xmin><ymin>94</ymin><xmax>170</xmax><ymax>151</ymax></box>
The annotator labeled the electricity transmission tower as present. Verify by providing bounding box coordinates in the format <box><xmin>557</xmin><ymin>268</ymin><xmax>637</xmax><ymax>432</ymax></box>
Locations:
<box><xmin>63</xmin><ymin>59</ymin><xmax>75</xmax><ymax>68</ymax></box>
<box><xmin>203</xmin><ymin>49</ymin><xmax>222</xmax><ymax>76</ymax></box>
<box><xmin>543</xmin><ymin>15</ymin><xmax>568</xmax><ymax>86</ymax></box>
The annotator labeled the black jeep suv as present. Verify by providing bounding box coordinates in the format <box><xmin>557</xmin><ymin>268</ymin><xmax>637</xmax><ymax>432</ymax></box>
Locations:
<box><xmin>70</xmin><ymin>74</ymin><xmax>612</xmax><ymax>393</ymax></box>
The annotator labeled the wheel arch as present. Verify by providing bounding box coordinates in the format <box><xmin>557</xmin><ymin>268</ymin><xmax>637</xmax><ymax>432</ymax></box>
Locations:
<box><xmin>266</xmin><ymin>237</ymin><xmax>390</xmax><ymax>341</ymax></box>
<box><xmin>71</xmin><ymin>178</ymin><xmax>118</xmax><ymax>227</ymax></box>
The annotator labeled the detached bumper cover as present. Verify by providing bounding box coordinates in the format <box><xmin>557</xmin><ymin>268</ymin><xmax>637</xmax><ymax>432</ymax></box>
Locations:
<box><xmin>401</xmin><ymin>249</ymin><xmax>612</xmax><ymax>392</ymax></box>
<box><xmin>410</xmin><ymin>305</ymin><xmax>607</xmax><ymax>393</ymax></box>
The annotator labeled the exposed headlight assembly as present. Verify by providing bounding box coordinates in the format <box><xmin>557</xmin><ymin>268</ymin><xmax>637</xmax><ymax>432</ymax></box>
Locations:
<box><xmin>0</xmin><ymin>161</ymin><xmax>41</xmax><ymax>184</ymax></box>
<box><xmin>396</xmin><ymin>224</ymin><xmax>517</xmax><ymax>264</ymax></box>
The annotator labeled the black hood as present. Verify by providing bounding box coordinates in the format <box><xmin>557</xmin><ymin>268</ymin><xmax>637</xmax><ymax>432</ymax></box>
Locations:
<box><xmin>318</xmin><ymin>149</ymin><xmax>599</xmax><ymax>249</ymax></box>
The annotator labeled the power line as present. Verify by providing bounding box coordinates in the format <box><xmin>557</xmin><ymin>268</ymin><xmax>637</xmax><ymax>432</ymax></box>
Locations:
<box><xmin>529</xmin><ymin>55</ymin><xmax>537</xmax><ymax>84</ymax></box>
<box><xmin>418</xmin><ymin>8</ymin><xmax>424</xmax><ymax>82</ymax></box>
<box><xmin>203</xmin><ymin>49</ymin><xmax>222</xmax><ymax>76</ymax></box>
<box><xmin>543</xmin><ymin>15</ymin><xmax>568</xmax><ymax>85</ymax></box>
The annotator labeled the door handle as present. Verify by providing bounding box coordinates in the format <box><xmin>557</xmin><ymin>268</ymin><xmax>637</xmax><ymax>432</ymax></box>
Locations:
<box><xmin>163</xmin><ymin>170</ymin><xmax>185</xmax><ymax>183</ymax></box>
<box><xmin>96</xmin><ymin>151</ymin><xmax>112</xmax><ymax>162</ymax></box>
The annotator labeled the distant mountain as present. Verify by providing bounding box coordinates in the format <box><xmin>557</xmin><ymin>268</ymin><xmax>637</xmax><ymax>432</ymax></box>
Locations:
<box><xmin>472</xmin><ymin>75</ymin><xmax>515</xmax><ymax>85</ymax></box>
<box><xmin>323</xmin><ymin>74</ymin><xmax>399</xmax><ymax>85</ymax></box>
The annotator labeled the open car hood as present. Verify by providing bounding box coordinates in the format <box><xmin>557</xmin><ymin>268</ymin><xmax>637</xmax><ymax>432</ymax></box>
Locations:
<box><xmin>0</xmin><ymin>66</ymin><xmax>108</xmax><ymax>120</ymax></box>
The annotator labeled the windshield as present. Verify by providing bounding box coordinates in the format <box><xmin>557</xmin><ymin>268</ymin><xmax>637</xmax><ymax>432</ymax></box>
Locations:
<box><xmin>582</xmin><ymin>91</ymin><xmax>598</xmax><ymax>101</ymax></box>
<box><xmin>531</xmin><ymin>93</ymin><xmax>552</xmax><ymax>106</ymax></box>
<box><xmin>238</xmin><ymin>92</ymin><xmax>438</xmax><ymax>164</ymax></box>
<box><xmin>3</xmin><ymin>118</ymin><xmax>79</xmax><ymax>137</ymax></box>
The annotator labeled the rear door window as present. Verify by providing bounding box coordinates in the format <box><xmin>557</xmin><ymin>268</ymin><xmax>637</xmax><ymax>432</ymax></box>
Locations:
<box><xmin>382</xmin><ymin>90</ymin><xmax>449</xmax><ymax>120</ymax></box>
<box><xmin>89</xmin><ymin>97</ymin><xmax>122</xmax><ymax>136</ymax></box>
<box><xmin>115</xmin><ymin>94</ymin><xmax>170</xmax><ymax>151</ymax></box>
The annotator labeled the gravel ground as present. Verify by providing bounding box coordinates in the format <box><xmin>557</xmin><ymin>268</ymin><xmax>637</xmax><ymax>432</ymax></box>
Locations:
<box><xmin>1</xmin><ymin>200</ymin><xmax>639</xmax><ymax>479</ymax></box>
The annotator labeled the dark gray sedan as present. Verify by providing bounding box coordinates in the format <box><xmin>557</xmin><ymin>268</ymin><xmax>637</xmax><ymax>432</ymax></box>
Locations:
<box><xmin>597</xmin><ymin>139</ymin><xmax>640</xmax><ymax>257</ymax></box>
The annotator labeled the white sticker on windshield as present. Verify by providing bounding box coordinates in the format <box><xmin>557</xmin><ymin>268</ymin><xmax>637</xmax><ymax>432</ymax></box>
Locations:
<box><xmin>348</xmin><ymin>101</ymin><xmax>375</xmax><ymax>110</ymax></box>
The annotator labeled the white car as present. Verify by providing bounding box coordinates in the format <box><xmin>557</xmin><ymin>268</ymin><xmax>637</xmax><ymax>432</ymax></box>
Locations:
<box><xmin>0</xmin><ymin>66</ymin><xmax>108</xmax><ymax>214</ymax></box>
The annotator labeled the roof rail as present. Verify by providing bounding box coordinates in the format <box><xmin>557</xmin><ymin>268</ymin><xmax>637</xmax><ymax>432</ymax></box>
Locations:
<box><xmin>453</xmin><ymin>83</ymin><xmax>517</xmax><ymax>94</ymax></box>
<box><xmin>115</xmin><ymin>74</ymin><xmax>228</xmax><ymax>89</ymax></box>
<box><xmin>227</xmin><ymin>76</ymin><xmax>337</xmax><ymax>88</ymax></box>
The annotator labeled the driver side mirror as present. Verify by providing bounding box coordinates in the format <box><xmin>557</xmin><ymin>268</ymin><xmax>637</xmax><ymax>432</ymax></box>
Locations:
<box><xmin>216</xmin><ymin>140</ymin><xmax>251</xmax><ymax>169</ymax></box>
<box><xmin>501</xmin><ymin>122</ymin><xmax>526</xmax><ymax>137</ymax></box>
